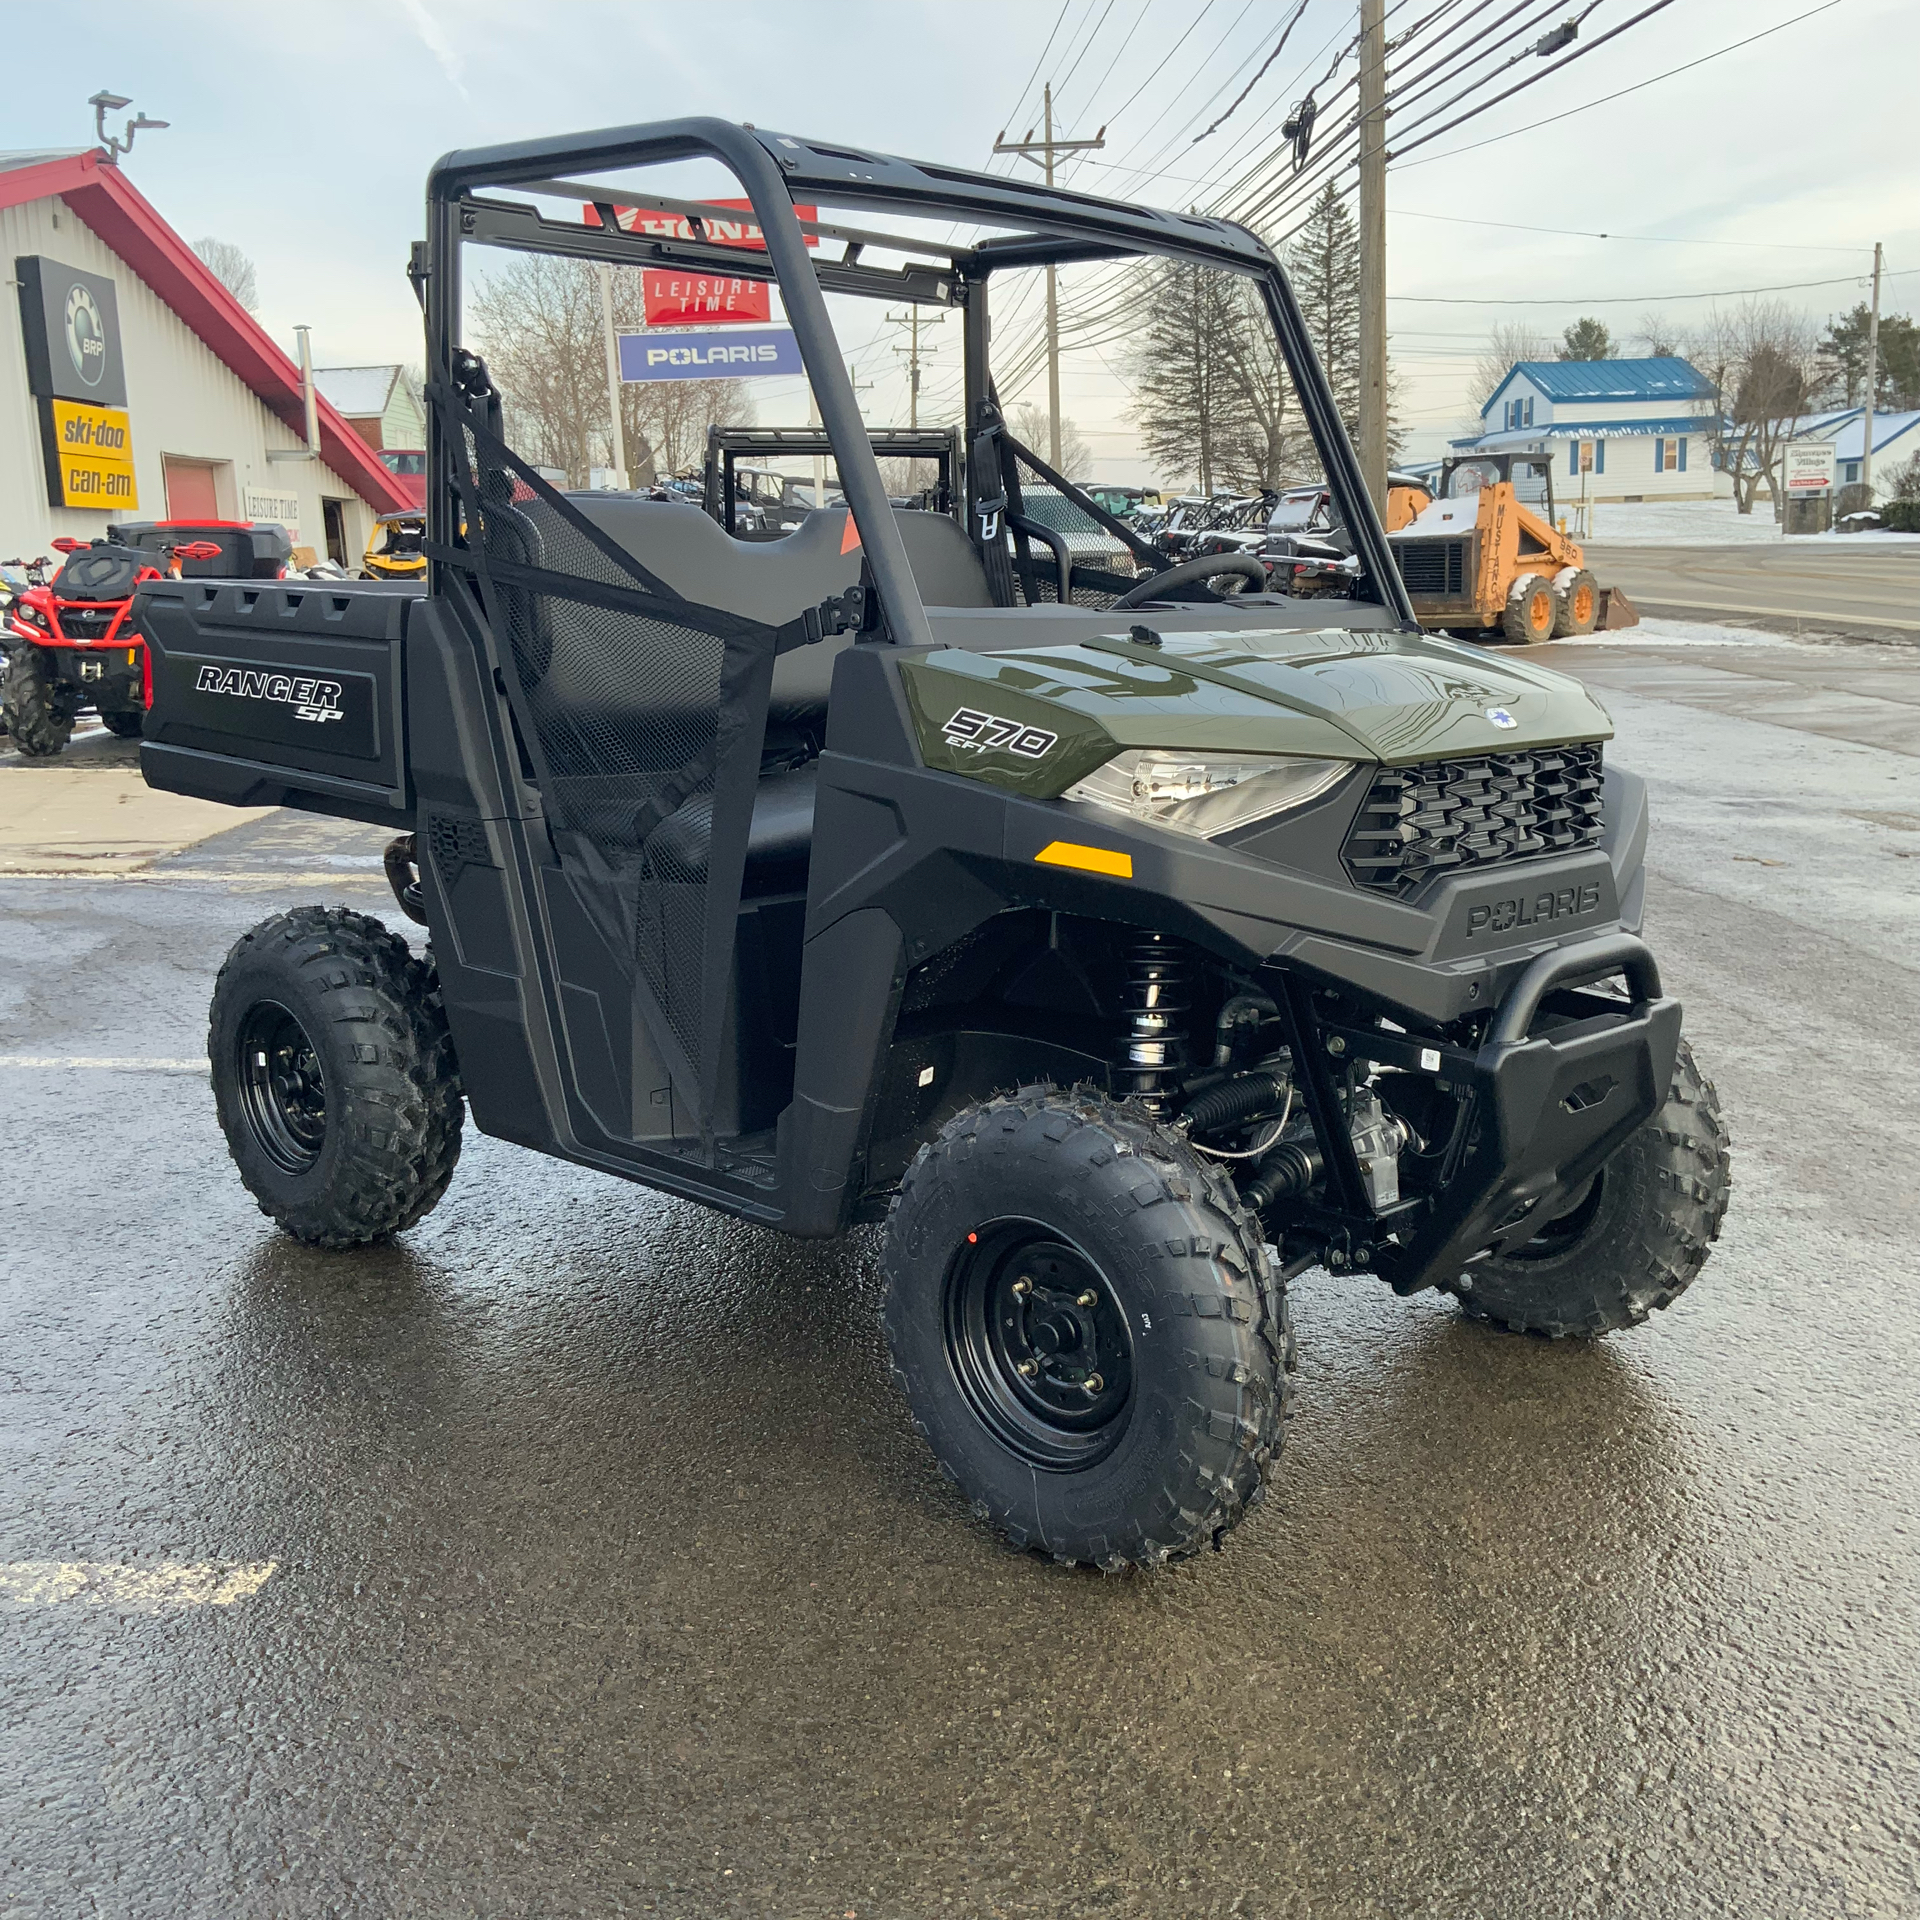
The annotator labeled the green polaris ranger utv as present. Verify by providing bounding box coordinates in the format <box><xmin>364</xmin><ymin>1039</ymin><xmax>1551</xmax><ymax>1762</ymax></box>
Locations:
<box><xmin>135</xmin><ymin>121</ymin><xmax>1729</xmax><ymax>1570</ymax></box>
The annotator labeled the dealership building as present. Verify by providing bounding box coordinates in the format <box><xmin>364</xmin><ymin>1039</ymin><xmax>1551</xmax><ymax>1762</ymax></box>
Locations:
<box><xmin>2</xmin><ymin>148</ymin><xmax>406</xmax><ymax>565</ymax></box>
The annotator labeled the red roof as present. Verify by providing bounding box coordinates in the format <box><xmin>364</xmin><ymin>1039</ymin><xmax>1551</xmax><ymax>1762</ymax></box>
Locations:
<box><xmin>0</xmin><ymin>150</ymin><xmax>409</xmax><ymax>513</ymax></box>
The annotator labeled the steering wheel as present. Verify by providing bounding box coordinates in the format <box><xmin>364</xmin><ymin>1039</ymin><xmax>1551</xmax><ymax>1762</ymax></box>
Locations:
<box><xmin>1111</xmin><ymin>551</ymin><xmax>1268</xmax><ymax>609</ymax></box>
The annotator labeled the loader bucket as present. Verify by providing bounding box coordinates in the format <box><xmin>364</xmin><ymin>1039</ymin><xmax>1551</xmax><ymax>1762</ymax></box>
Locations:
<box><xmin>1596</xmin><ymin>586</ymin><xmax>1640</xmax><ymax>631</ymax></box>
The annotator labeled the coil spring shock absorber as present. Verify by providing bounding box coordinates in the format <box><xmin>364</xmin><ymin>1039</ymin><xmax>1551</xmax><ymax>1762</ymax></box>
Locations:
<box><xmin>1119</xmin><ymin>933</ymin><xmax>1191</xmax><ymax>1115</ymax></box>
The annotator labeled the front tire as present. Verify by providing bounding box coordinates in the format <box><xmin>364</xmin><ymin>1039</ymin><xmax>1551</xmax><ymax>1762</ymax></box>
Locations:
<box><xmin>882</xmin><ymin>1087</ymin><xmax>1293</xmax><ymax>1569</ymax></box>
<box><xmin>209</xmin><ymin>906</ymin><xmax>464</xmax><ymax>1248</ymax></box>
<box><xmin>98</xmin><ymin>707</ymin><xmax>145</xmax><ymax>738</ymax></box>
<box><xmin>1553</xmin><ymin>565</ymin><xmax>1600</xmax><ymax>636</ymax></box>
<box><xmin>1</xmin><ymin>642</ymin><xmax>74</xmax><ymax>757</ymax></box>
<box><xmin>1442</xmin><ymin>1037</ymin><xmax>1729</xmax><ymax>1337</ymax></box>
<box><xmin>1501</xmin><ymin>572</ymin><xmax>1557</xmax><ymax>645</ymax></box>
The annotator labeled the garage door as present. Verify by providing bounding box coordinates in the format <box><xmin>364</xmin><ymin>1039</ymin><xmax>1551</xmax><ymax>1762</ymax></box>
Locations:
<box><xmin>163</xmin><ymin>458</ymin><xmax>222</xmax><ymax>520</ymax></box>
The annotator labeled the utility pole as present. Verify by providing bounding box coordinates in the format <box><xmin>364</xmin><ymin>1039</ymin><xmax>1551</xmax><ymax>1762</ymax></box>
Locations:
<box><xmin>597</xmin><ymin>265</ymin><xmax>628</xmax><ymax>488</ymax></box>
<box><xmin>1357</xmin><ymin>0</ymin><xmax>1388</xmax><ymax>513</ymax></box>
<box><xmin>885</xmin><ymin>306</ymin><xmax>946</xmax><ymax>428</ymax></box>
<box><xmin>808</xmin><ymin>360</ymin><xmax>873</xmax><ymax>505</ymax></box>
<box><xmin>994</xmin><ymin>84</ymin><xmax>1105</xmax><ymax>469</ymax></box>
<box><xmin>1862</xmin><ymin>240</ymin><xmax>1883</xmax><ymax>499</ymax></box>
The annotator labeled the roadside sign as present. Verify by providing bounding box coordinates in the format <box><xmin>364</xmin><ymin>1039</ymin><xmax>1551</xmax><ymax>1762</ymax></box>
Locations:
<box><xmin>40</xmin><ymin>398</ymin><xmax>137</xmax><ymax>510</ymax></box>
<box><xmin>642</xmin><ymin>270</ymin><xmax>773</xmax><ymax>326</ymax></box>
<box><xmin>617</xmin><ymin>329</ymin><xmax>802</xmax><ymax>382</ymax></box>
<box><xmin>584</xmin><ymin>198</ymin><xmax>820</xmax><ymax>251</ymax></box>
<box><xmin>1784</xmin><ymin>439</ymin><xmax>1835</xmax><ymax>493</ymax></box>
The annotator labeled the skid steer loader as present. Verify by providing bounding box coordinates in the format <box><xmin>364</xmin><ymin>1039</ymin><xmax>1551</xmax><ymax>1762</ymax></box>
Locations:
<box><xmin>1388</xmin><ymin>453</ymin><xmax>1637</xmax><ymax>644</ymax></box>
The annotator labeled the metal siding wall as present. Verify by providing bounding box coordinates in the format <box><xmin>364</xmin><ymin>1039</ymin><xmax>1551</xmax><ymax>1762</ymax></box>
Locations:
<box><xmin>0</xmin><ymin>193</ymin><xmax>376</xmax><ymax>556</ymax></box>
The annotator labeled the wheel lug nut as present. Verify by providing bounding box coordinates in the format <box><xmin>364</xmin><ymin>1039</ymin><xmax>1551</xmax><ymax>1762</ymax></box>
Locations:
<box><xmin>1084</xmin><ymin>1373</ymin><xmax>1104</xmax><ymax>1394</ymax></box>
<box><xmin>1011</xmin><ymin>1276</ymin><xmax>1033</xmax><ymax>1297</ymax></box>
<box><xmin>1076</xmin><ymin>1289</ymin><xmax>1098</xmax><ymax>1308</ymax></box>
<box><xmin>1017</xmin><ymin>1359</ymin><xmax>1039</xmax><ymax>1378</ymax></box>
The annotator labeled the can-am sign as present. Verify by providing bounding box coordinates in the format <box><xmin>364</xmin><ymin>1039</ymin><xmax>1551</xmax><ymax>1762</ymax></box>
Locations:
<box><xmin>583</xmin><ymin>198</ymin><xmax>819</xmax><ymax>250</ymax></box>
<box><xmin>617</xmin><ymin>329</ymin><xmax>802</xmax><ymax>382</ymax></box>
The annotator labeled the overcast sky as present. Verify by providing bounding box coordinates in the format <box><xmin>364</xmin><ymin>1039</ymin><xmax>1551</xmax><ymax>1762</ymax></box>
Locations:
<box><xmin>9</xmin><ymin>0</ymin><xmax>1914</xmax><ymax>477</ymax></box>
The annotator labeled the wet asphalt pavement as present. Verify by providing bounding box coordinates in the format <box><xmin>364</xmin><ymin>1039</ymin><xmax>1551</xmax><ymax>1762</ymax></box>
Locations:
<box><xmin>3</xmin><ymin>629</ymin><xmax>1918</xmax><ymax>1918</ymax></box>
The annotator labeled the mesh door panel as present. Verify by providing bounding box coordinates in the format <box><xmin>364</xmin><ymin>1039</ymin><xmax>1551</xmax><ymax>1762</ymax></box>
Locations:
<box><xmin>1007</xmin><ymin>447</ymin><xmax>1141</xmax><ymax>608</ymax></box>
<box><xmin>454</xmin><ymin>419</ymin><xmax>779</xmax><ymax>1127</ymax></box>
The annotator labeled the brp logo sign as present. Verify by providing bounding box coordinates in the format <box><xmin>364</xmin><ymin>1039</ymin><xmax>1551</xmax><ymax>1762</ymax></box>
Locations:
<box><xmin>65</xmin><ymin>283</ymin><xmax>107</xmax><ymax>387</ymax></box>
<box><xmin>1486</xmin><ymin>707</ymin><xmax>1518</xmax><ymax>729</ymax></box>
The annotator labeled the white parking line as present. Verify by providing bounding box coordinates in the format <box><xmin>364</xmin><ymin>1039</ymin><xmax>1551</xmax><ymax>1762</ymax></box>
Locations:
<box><xmin>0</xmin><ymin>1560</ymin><xmax>278</xmax><ymax>1610</ymax></box>
<box><xmin>0</xmin><ymin>1056</ymin><xmax>205</xmax><ymax>1072</ymax></box>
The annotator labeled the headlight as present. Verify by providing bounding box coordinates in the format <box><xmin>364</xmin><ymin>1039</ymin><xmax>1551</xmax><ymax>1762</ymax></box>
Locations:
<box><xmin>1062</xmin><ymin>750</ymin><xmax>1350</xmax><ymax>840</ymax></box>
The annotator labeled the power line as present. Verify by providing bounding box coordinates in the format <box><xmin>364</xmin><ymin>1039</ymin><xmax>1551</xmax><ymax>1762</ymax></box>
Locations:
<box><xmin>1393</xmin><ymin>0</ymin><xmax>1855</xmax><ymax>168</ymax></box>
<box><xmin>1191</xmin><ymin>0</ymin><xmax>1312</xmax><ymax>143</ymax></box>
<box><xmin>1393</xmin><ymin>268</ymin><xmax>1904</xmax><ymax>305</ymax></box>
<box><xmin>1387</xmin><ymin>207</ymin><xmax>1878</xmax><ymax>255</ymax></box>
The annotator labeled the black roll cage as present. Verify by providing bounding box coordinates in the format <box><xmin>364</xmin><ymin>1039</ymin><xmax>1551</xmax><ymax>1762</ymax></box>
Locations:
<box><xmin>422</xmin><ymin>116</ymin><xmax>1416</xmax><ymax>643</ymax></box>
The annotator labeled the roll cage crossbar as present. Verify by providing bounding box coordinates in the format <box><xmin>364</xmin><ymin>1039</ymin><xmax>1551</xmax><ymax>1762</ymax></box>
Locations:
<box><xmin>424</xmin><ymin>116</ymin><xmax>1415</xmax><ymax>646</ymax></box>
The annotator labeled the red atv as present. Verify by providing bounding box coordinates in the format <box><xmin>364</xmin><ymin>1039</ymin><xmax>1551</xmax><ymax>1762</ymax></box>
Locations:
<box><xmin>2</xmin><ymin>519</ymin><xmax>291</xmax><ymax>759</ymax></box>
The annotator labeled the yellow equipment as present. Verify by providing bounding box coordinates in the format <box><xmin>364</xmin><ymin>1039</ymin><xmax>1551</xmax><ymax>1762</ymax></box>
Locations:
<box><xmin>1386</xmin><ymin>453</ymin><xmax>1634</xmax><ymax>644</ymax></box>
<box><xmin>362</xmin><ymin>510</ymin><xmax>426</xmax><ymax>582</ymax></box>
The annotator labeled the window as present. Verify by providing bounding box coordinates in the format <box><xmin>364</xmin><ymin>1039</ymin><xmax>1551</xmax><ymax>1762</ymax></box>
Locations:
<box><xmin>1525</xmin><ymin>397</ymin><xmax>1535</xmax><ymax>427</ymax></box>
<box><xmin>1655</xmin><ymin>437</ymin><xmax>1680</xmax><ymax>473</ymax></box>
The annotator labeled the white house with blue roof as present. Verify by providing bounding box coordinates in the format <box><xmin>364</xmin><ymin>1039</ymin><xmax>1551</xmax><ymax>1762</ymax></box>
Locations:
<box><xmin>1458</xmin><ymin>357</ymin><xmax>1721</xmax><ymax>503</ymax></box>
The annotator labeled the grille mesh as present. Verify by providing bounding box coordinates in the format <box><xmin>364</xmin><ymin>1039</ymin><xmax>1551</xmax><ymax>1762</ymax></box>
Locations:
<box><xmin>1342</xmin><ymin>744</ymin><xmax>1606</xmax><ymax>899</ymax></box>
<box><xmin>1393</xmin><ymin>537</ymin><xmax>1467</xmax><ymax>596</ymax></box>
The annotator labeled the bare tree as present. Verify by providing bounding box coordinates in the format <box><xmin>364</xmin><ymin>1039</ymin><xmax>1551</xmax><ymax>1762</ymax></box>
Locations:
<box><xmin>1629</xmin><ymin>312</ymin><xmax>1686</xmax><ymax>358</ymax></box>
<box><xmin>193</xmin><ymin>237</ymin><xmax>258</xmax><ymax>313</ymax></box>
<box><xmin>1468</xmin><ymin>322</ymin><xmax>1556</xmax><ymax>413</ymax></box>
<box><xmin>1694</xmin><ymin>301</ymin><xmax>1818</xmax><ymax>515</ymax></box>
<box><xmin>1011</xmin><ymin>402</ymin><xmax>1092</xmax><ymax>481</ymax></box>
<box><xmin>468</xmin><ymin>255</ymin><xmax>752</xmax><ymax>487</ymax></box>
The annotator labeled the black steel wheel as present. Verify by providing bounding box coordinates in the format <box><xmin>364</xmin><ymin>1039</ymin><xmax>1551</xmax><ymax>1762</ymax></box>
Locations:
<box><xmin>209</xmin><ymin>906</ymin><xmax>464</xmax><ymax>1248</ymax></box>
<box><xmin>883</xmin><ymin>1086</ymin><xmax>1293</xmax><ymax>1570</ymax></box>
<box><xmin>944</xmin><ymin>1222</ymin><xmax>1135</xmax><ymax>1470</ymax></box>
<box><xmin>98</xmin><ymin>708</ymin><xmax>145</xmax><ymax>738</ymax></box>
<box><xmin>235</xmin><ymin>1000</ymin><xmax>329</xmax><ymax>1175</ymax></box>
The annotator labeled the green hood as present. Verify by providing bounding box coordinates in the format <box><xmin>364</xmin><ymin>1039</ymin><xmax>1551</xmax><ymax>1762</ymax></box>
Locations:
<box><xmin>897</xmin><ymin>625</ymin><xmax>1614</xmax><ymax>798</ymax></box>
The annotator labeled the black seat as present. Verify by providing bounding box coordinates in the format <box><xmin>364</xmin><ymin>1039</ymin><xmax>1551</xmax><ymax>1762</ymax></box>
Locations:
<box><xmin>644</xmin><ymin>761</ymin><xmax>817</xmax><ymax>897</ymax></box>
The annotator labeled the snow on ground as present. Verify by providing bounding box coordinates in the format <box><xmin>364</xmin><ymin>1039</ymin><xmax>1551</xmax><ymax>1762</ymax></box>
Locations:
<box><xmin>1581</xmin><ymin>496</ymin><xmax>1920</xmax><ymax>547</ymax></box>
<box><xmin>1545</xmin><ymin>614</ymin><xmax>1825</xmax><ymax>649</ymax></box>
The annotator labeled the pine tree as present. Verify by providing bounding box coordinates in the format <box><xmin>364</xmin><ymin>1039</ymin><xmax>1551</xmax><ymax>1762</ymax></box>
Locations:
<box><xmin>1129</xmin><ymin>261</ymin><xmax>1250</xmax><ymax>494</ymax></box>
<box><xmin>1560</xmin><ymin>317</ymin><xmax>1614</xmax><ymax>361</ymax></box>
<box><xmin>1816</xmin><ymin>304</ymin><xmax>1920</xmax><ymax>410</ymax></box>
<box><xmin>1285</xmin><ymin>185</ymin><xmax>1361</xmax><ymax>441</ymax></box>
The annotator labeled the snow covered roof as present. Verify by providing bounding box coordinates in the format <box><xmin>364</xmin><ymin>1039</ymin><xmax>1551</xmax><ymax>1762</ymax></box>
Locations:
<box><xmin>313</xmin><ymin>365</ymin><xmax>400</xmax><ymax>418</ymax></box>
<box><xmin>1828</xmin><ymin>409</ymin><xmax>1920</xmax><ymax>460</ymax></box>
<box><xmin>1482</xmin><ymin>356</ymin><xmax>1718</xmax><ymax>417</ymax></box>
<box><xmin>1463</xmin><ymin>417</ymin><xmax>1718</xmax><ymax>450</ymax></box>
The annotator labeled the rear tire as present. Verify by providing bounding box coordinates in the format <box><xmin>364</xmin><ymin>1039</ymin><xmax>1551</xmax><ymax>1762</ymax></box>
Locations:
<box><xmin>1</xmin><ymin>643</ymin><xmax>74</xmax><ymax>757</ymax></box>
<box><xmin>882</xmin><ymin>1086</ymin><xmax>1293</xmax><ymax>1569</ymax></box>
<box><xmin>208</xmin><ymin>906</ymin><xmax>464</xmax><ymax>1248</ymax></box>
<box><xmin>1440</xmin><ymin>1038</ymin><xmax>1729</xmax><ymax>1337</ymax></box>
<box><xmin>1500</xmin><ymin>572</ymin><xmax>1557</xmax><ymax>645</ymax></box>
<box><xmin>98</xmin><ymin>708</ymin><xmax>145</xmax><ymax>738</ymax></box>
<box><xmin>1553</xmin><ymin>566</ymin><xmax>1600</xmax><ymax>636</ymax></box>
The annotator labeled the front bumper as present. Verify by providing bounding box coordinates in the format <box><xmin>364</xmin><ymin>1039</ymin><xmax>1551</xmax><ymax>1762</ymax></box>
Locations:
<box><xmin>1367</xmin><ymin>933</ymin><xmax>1682</xmax><ymax>1289</ymax></box>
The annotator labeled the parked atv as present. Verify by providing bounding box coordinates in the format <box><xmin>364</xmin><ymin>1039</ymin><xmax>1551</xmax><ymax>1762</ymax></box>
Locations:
<box><xmin>3</xmin><ymin>521</ymin><xmax>291</xmax><ymax>757</ymax></box>
<box><xmin>138</xmin><ymin>121</ymin><xmax>1729</xmax><ymax>1570</ymax></box>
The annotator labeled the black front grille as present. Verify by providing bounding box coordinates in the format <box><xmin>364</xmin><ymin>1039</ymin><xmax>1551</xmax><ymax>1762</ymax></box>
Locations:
<box><xmin>1342</xmin><ymin>744</ymin><xmax>1606</xmax><ymax>899</ymax></box>
<box><xmin>56</xmin><ymin>607</ymin><xmax>119</xmax><ymax>642</ymax></box>
<box><xmin>1393</xmin><ymin>537</ymin><xmax>1467</xmax><ymax>596</ymax></box>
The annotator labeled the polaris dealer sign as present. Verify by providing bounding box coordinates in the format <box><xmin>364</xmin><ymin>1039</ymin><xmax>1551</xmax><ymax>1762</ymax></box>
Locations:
<box><xmin>617</xmin><ymin>328</ymin><xmax>802</xmax><ymax>382</ymax></box>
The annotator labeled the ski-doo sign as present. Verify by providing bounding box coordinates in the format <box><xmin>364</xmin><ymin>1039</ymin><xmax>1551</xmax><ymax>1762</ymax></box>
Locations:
<box><xmin>617</xmin><ymin>329</ymin><xmax>802</xmax><ymax>381</ymax></box>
